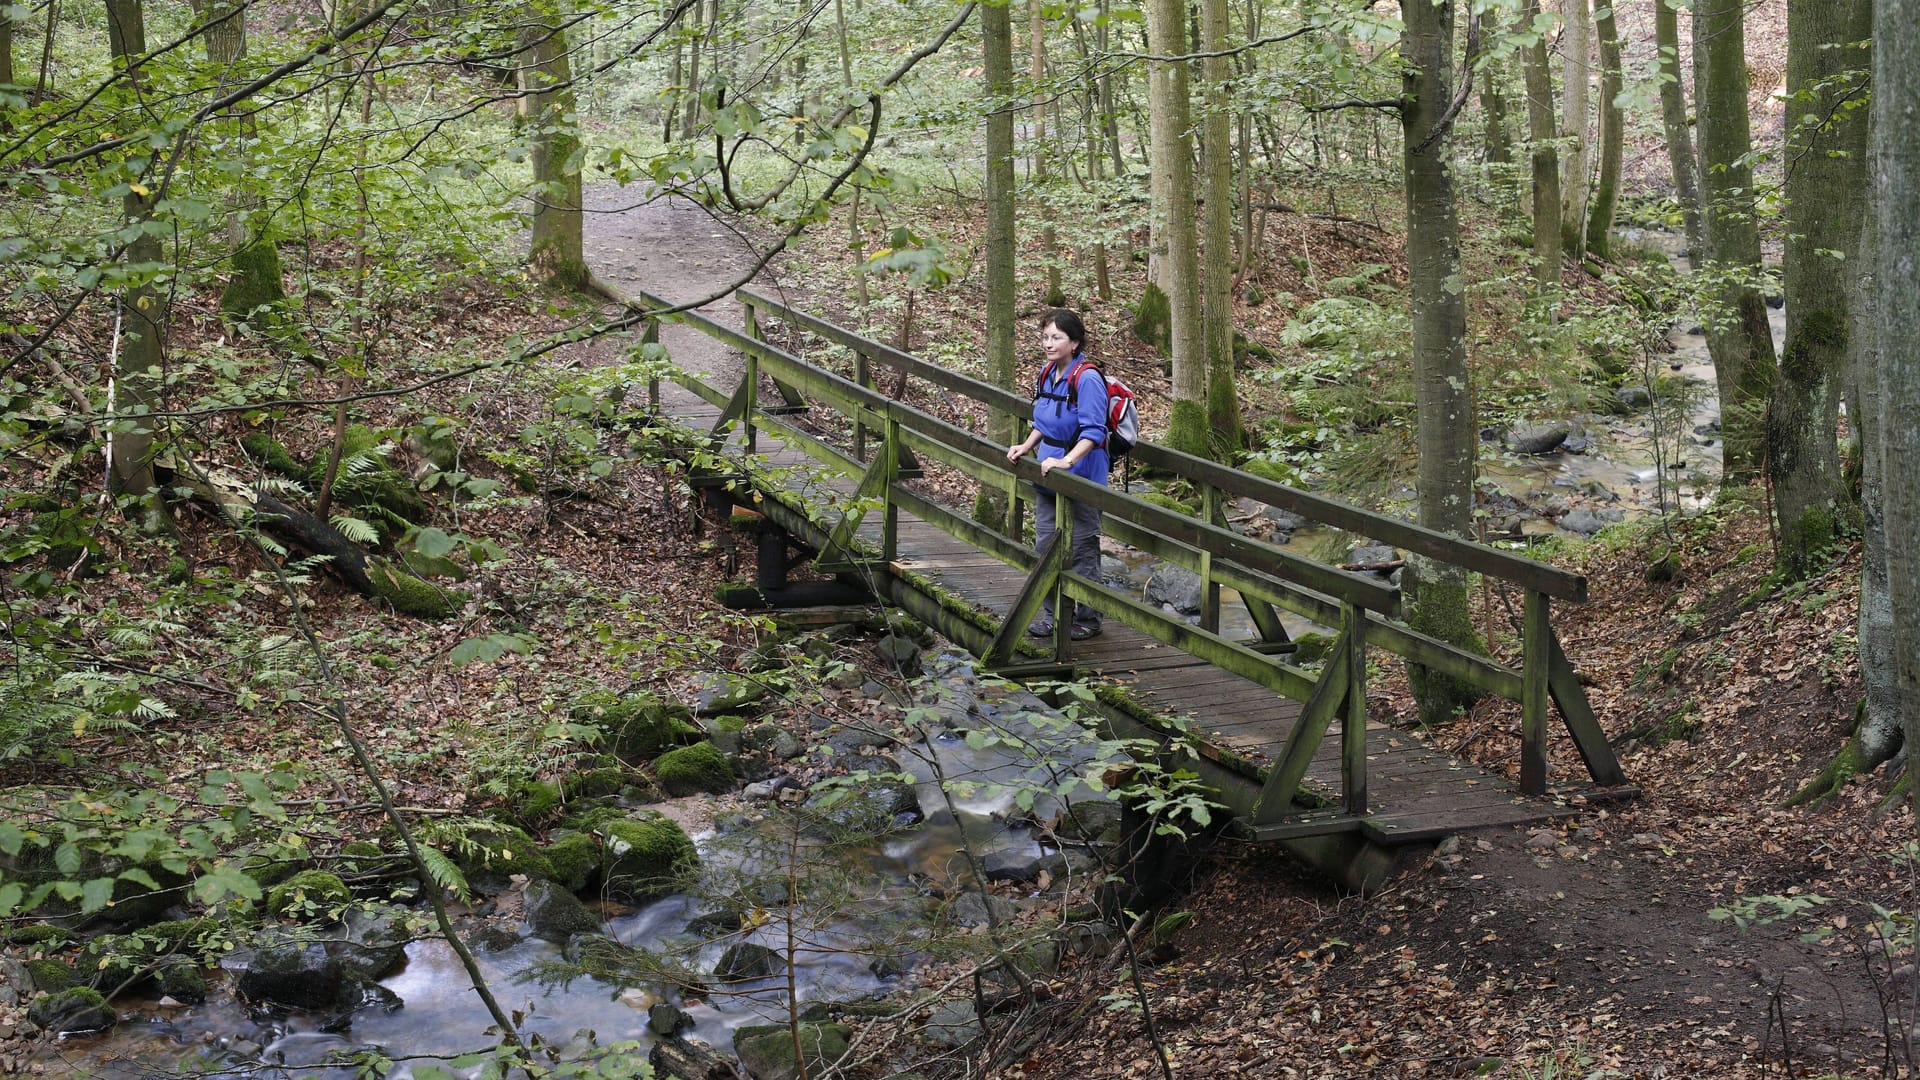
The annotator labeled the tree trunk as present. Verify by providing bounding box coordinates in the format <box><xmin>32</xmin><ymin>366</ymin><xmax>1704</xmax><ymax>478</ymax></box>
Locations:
<box><xmin>1030</xmin><ymin>0</ymin><xmax>1062</xmax><ymax>306</ymax></box>
<box><xmin>1401</xmin><ymin>0</ymin><xmax>1485</xmax><ymax>724</ymax></box>
<box><xmin>1851</xmin><ymin>210</ymin><xmax>1905</xmax><ymax>782</ymax></box>
<box><xmin>1481</xmin><ymin>57</ymin><xmax>1513</xmax><ymax>200</ymax></box>
<box><xmin>1767</xmin><ymin>0</ymin><xmax>1869</xmax><ymax>578</ymax></box>
<box><xmin>1654</xmin><ymin>0</ymin><xmax>1703</xmax><ymax>261</ymax></box>
<box><xmin>975</xmin><ymin>0</ymin><xmax>1017</xmax><ymax>526</ymax></box>
<box><xmin>1693</xmin><ymin>0</ymin><xmax>1777</xmax><ymax>486</ymax></box>
<box><xmin>1873</xmin><ymin>0</ymin><xmax>1920</xmax><ymax>837</ymax></box>
<box><xmin>1559</xmin><ymin>0</ymin><xmax>1591</xmax><ymax>258</ymax></box>
<box><xmin>2</xmin><ymin>3</ymin><xmax>16</xmax><ymax>91</ymax></box>
<box><xmin>680</xmin><ymin>0</ymin><xmax>702</xmax><ymax>139</ymax></box>
<box><xmin>1148</xmin><ymin>0</ymin><xmax>1206</xmax><ymax>456</ymax></box>
<box><xmin>1520</xmin><ymin>0</ymin><xmax>1561</xmax><ymax>296</ymax></box>
<box><xmin>198</xmin><ymin>0</ymin><xmax>287</xmax><ymax>327</ymax></box>
<box><xmin>522</xmin><ymin>0</ymin><xmax>586</xmax><ymax>291</ymax></box>
<box><xmin>1583</xmin><ymin>3</ymin><xmax>1623</xmax><ymax>259</ymax></box>
<box><xmin>1200</xmin><ymin>0</ymin><xmax>1239</xmax><ymax>455</ymax></box>
<box><xmin>104</xmin><ymin>0</ymin><xmax>160</xmax><ymax>500</ymax></box>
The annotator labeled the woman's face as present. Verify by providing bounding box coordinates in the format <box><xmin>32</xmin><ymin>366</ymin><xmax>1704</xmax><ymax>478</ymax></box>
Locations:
<box><xmin>1041</xmin><ymin>321</ymin><xmax>1079</xmax><ymax>366</ymax></box>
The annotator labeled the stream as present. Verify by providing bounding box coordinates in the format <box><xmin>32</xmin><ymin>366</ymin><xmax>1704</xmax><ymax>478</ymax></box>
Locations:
<box><xmin>35</xmin><ymin>654</ymin><xmax>1118</xmax><ymax>1079</ymax></box>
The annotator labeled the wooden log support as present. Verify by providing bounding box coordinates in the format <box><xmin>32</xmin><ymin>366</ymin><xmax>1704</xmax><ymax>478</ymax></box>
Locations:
<box><xmin>814</xmin><ymin>450</ymin><xmax>893</xmax><ymax>572</ymax></box>
<box><xmin>742</xmin><ymin>301</ymin><xmax>810</xmax><ymax>416</ymax></box>
<box><xmin>1549</xmin><ymin>630</ymin><xmax>1626</xmax><ymax>785</ymax></box>
<box><xmin>881</xmin><ymin>418</ymin><xmax>902</xmax><ymax>562</ymax></box>
<box><xmin>1521</xmin><ymin>590</ymin><xmax>1551</xmax><ymax>795</ymax></box>
<box><xmin>1200</xmin><ymin>484</ymin><xmax>1222</xmax><ymax>633</ymax></box>
<box><xmin>643</xmin><ymin>318</ymin><xmax>662</xmax><ymax>414</ymax></box>
<box><xmin>853</xmin><ymin>348</ymin><xmax>871</xmax><ymax>460</ymax></box>
<box><xmin>984</xmin><ymin>530</ymin><xmax>1070</xmax><ymax>668</ymax></box>
<box><xmin>1253</xmin><ymin>629</ymin><xmax>1353</xmax><ymax>823</ymax></box>
<box><xmin>1341</xmin><ymin>600</ymin><xmax>1368</xmax><ymax>815</ymax></box>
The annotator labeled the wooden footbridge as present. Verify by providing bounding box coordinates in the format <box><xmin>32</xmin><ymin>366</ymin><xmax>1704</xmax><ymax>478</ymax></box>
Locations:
<box><xmin>606</xmin><ymin>281</ymin><xmax>1633</xmax><ymax>888</ymax></box>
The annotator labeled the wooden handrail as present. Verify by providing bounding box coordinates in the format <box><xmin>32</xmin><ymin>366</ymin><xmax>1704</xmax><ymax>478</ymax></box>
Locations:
<box><xmin>738</xmin><ymin>286</ymin><xmax>1586</xmax><ymax>602</ymax></box>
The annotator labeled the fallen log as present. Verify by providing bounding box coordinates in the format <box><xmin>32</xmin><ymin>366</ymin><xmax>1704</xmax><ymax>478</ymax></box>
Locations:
<box><xmin>167</xmin><ymin>458</ymin><xmax>464</xmax><ymax>618</ymax></box>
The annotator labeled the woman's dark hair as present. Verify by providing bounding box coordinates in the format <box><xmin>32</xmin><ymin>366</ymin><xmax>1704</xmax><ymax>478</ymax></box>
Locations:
<box><xmin>1041</xmin><ymin>308</ymin><xmax>1086</xmax><ymax>352</ymax></box>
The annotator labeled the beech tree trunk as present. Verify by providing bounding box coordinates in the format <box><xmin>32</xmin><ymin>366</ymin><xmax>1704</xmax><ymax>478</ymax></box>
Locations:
<box><xmin>105</xmin><ymin>0</ymin><xmax>160</xmax><ymax>499</ymax></box>
<box><xmin>1200</xmin><ymin>0</ymin><xmax>1240</xmax><ymax>455</ymax></box>
<box><xmin>1873</xmin><ymin>0</ymin><xmax>1920</xmax><ymax>837</ymax></box>
<box><xmin>1030</xmin><ymin>0</ymin><xmax>1062</xmax><ymax>306</ymax></box>
<box><xmin>1559</xmin><ymin>0</ymin><xmax>1591</xmax><ymax>258</ymax></box>
<box><xmin>975</xmin><ymin>0</ymin><xmax>1017</xmax><ymax>526</ymax></box>
<box><xmin>1584</xmin><ymin>4</ymin><xmax>1622</xmax><ymax>259</ymax></box>
<box><xmin>1148</xmin><ymin>0</ymin><xmax>1206</xmax><ymax>455</ymax></box>
<box><xmin>522</xmin><ymin>0</ymin><xmax>586</xmax><ymax>290</ymax></box>
<box><xmin>1520</xmin><ymin>0</ymin><xmax>1560</xmax><ymax>296</ymax></box>
<box><xmin>1693</xmin><ymin>0</ymin><xmax>1776</xmax><ymax>485</ymax></box>
<box><xmin>1654</xmin><ymin>0</ymin><xmax>1703</xmax><ymax>261</ymax></box>
<box><xmin>1401</xmin><ymin>0</ymin><xmax>1485</xmax><ymax>724</ymax></box>
<box><xmin>1768</xmin><ymin>0</ymin><xmax>1869</xmax><ymax>577</ymax></box>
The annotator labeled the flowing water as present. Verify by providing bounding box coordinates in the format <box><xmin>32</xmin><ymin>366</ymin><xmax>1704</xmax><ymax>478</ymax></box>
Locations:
<box><xmin>37</xmin><ymin>655</ymin><xmax>1109</xmax><ymax>1079</ymax></box>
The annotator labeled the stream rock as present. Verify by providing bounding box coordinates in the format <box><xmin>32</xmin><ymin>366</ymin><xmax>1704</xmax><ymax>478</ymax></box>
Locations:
<box><xmin>801</xmin><ymin>777</ymin><xmax>923</xmax><ymax>836</ymax></box>
<box><xmin>1142</xmin><ymin>563</ymin><xmax>1202</xmax><ymax>614</ymax></box>
<box><xmin>1504</xmin><ymin>424</ymin><xmax>1570</xmax><ymax>455</ymax></box>
<box><xmin>716</xmin><ymin>942</ymin><xmax>786</xmax><ymax>982</ymax></box>
<box><xmin>694</xmin><ymin>673</ymin><xmax>768</xmax><ymax>716</ymax></box>
<box><xmin>734</xmin><ymin>1021</ymin><xmax>851</xmax><ymax>1080</ymax></box>
<box><xmin>524</xmin><ymin>880</ymin><xmax>603</xmax><ymax>943</ymax></box>
<box><xmin>650</xmin><ymin>1035</ymin><xmax>735</xmax><ymax>1080</ymax></box>
<box><xmin>922</xmin><ymin>999</ymin><xmax>984</xmax><ymax>1048</ymax></box>
<box><xmin>876</xmin><ymin>632</ymin><xmax>923</xmax><ymax>676</ymax></box>
<box><xmin>225</xmin><ymin>930</ymin><xmax>405</xmax><ymax>1013</ymax></box>
<box><xmin>946</xmin><ymin>890</ymin><xmax>1015</xmax><ymax>927</ymax></box>
<box><xmin>26</xmin><ymin>987</ymin><xmax>114</xmax><ymax>1035</ymax></box>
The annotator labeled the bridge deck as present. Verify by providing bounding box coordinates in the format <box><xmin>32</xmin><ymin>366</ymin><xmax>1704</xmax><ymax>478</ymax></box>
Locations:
<box><xmin>658</xmin><ymin>371</ymin><xmax>1614</xmax><ymax>847</ymax></box>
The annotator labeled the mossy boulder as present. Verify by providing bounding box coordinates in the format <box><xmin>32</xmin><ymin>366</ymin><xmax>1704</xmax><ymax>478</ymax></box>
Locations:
<box><xmin>506</xmin><ymin>779</ymin><xmax>564</xmax><ymax>829</ymax></box>
<box><xmin>0</xmin><ymin>840</ymin><xmax>187</xmax><ymax>930</ymax></box>
<box><xmin>24</xmin><ymin>957</ymin><xmax>76</xmax><ymax>994</ymax></box>
<box><xmin>432</xmin><ymin>822</ymin><xmax>555</xmax><ymax>891</ymax></box>
<box><xmin>26</xmin><ymin>986</ymin><xmax>114</xmax><ymax>1035</ymax></box>
<box><xmin>598</xmin><ymin>814</ymin><xmax>698</xmax><ymax>905</ymax></box>
<box><xmin>266</xmin><ymin>870</ymin><xmax>352</xmax><ymax>919</ymax></box>
<box><xmin>219</xmin><ymin>239</ymin><xmax>288</xmax><ymax>328</ymax></box>
<box><xmin>564</xmin><ymin>765</ymin><xmax>635</xmax><ymax>800</ymax></box>
<box><xmin>523</xmin><ymin>879</ymin><xmax>603</xmax><ymax>943</ymax></box>
<box><xmin>571</xmin><ymin>691</ymin><xmax>699</xmax><ymax>760</ymax></box>
<box><xmin>733</xmin><ymin>1021</ymin><xmax>852</xmax><ymax>1080</ymax></box>
<box><xmin>654</xmin><ymin>742</ymin><xmax>734</xmax><ymax>797</ymax></box>
<box><xmin>541</xmin><ymin>832</ymin><xmax>599</xmax><ymax>893</ymax></box>
<box><xmin>1132</xmin><ymin>282</ymin><xmax>1172</xmax><ymax>356</ymax></box>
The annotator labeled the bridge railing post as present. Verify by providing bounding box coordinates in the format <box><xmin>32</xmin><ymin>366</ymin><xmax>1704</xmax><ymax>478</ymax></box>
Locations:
<box><xmin>882</xmin><ymin>415</ymin><xmax>902</xmax><ymax>561</ymax></box>
<box><xmin>1199</xmin><ymin>482</ymin><xmax>1222</xmax><ymax>633</ymax></box>
<box><xmin>1521</xmin><ymin>589</ymin><xmax>1550</xmax><ymax>795</ymax></box>
<box><xmin>643</xmin><ymin>318</ymin><xmax>661</xmax><ymax>415</ymax></box>
<box><xmin>1341</xmin><ymin>600</ymin><xmax>1368</xmax><ymax>815</ymax></box>
<box><xmin>853</xmin><ymin>349</ymin><xmax>872</xmax><ymax>461</ymax></box>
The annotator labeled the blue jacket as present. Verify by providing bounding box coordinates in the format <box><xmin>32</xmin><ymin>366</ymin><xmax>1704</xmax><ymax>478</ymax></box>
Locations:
<box><xmin>1032</xmin><ymin>355</ymin><xmax>1110</xmax><ymax>484</ymax></box>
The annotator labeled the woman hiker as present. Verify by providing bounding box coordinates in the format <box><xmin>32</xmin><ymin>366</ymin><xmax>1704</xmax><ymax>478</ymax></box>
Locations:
<box><xmin>1005</xmin><ymin>308</ymin><xmax>1108</xmax><ymax>641</ymax></box>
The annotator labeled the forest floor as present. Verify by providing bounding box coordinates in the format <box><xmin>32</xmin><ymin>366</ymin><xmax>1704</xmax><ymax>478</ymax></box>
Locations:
<box><xmin>576</xmin><ymin>191</ymin><xmax>1917</xmax><ymax>1080</ymax></box>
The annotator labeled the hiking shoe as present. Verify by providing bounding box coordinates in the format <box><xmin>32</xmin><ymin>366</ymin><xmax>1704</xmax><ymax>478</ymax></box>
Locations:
<box><xmin>1027</xmin><ymin>620</ymin><xmax>1055</xmax><ymax>638</ymax></box>
<box><xmin>1070</xmin><ymin>623</ymin><xmax>1101</xmax><ymax>641</ymax></box>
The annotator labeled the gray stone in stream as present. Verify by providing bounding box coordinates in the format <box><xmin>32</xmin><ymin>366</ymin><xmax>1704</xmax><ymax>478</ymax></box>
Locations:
<box><xmin>869</xmin><ymin>953</ymin><xmax>910</xmax><ymax>980</ymax></box>
<box><xmin>1559</xmin><ymin>509</ymin><xmax>1606</xmax><ymax>535</ymax></box>
<box><xmin>716</xmin><ymin>943</ymin><xmax>785</xmax><ymax>982</ymax></box>
<box><xmin>1054</xmin><ymin>800</ymin><xmax>1124</xmax><ymax>844</ymax></box>
<box><xmin>1262</xmin><ymin>506</ymin><xmax>1310</xmax><ymax>532</ymax></box>
<box><xmin>1504</xmin><ymin>424</ymin><xmax>1570</xmax><ymax>455</ymax></box>
<box><xmin>876</xmin><ymin>632</ymin><xmax>923</xmax><ymax>677</ymax></box>
<box><xmin>802</xmin><ymin>778</ymin><xmax>923</xmax><ymax>836</ymax></box>
<box><xmin>981</xmin><ymin>847</ymin><xmax>1046</xmax><ymax>883</ymax></box>
<box><xmin>1617</xmin><ymin>385</ymin><xmax>1654</xmax><ymax>409</ymax></box>
<box><xmin>1143</xmin><ymin>563</ymin><xmax>1203</xmax><ymax>613</ymax></box>
<box><xmin>1036</xmin><ymin>848</ymin><xmax>1103</xmax><ymax>884</ymax></box>
<box><xmin>648</xmin><ymin>1002</ymin><xmax>694</xmax><ymax>1038</ymax></box>
<box><xmin>947</xmin><ymin>890</ymin><xmax>1016</xmax><ymax>928</ymax></box>
<box><xmin>524</xmin><ymin>880</ymin><xmax>602</xmax><ymax>944</ymax></box>
<box><xmin>1348</xmin><ymin>544</ymin><xmax>1397</xmax><ymax>567</ymax></box>
<box><xmin>227</xmin><ymin>932</ymin><xmax>406</xmax><ymax>1012</ymax></box>
<box><xmin>922</xmin><ymin>1000</ymin><xmax>985</xmax><ymax>1048</ymax></box>
<box><xmin>735</xmin><ymin>1021</ymin><xmax>852</xmax><ymax>1080</ymax></box>
<box><xmin>26</xmin><ymin>988</ymin><xmax>114</xmax><ymax>1035</ymax></box>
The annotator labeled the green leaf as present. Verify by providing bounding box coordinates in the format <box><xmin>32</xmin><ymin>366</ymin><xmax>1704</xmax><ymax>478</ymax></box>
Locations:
<box><xmin>80</xmin><ymin>876</ymin><xmax>115</xmax><ymax>914</ymax></box>
<box><xmin>412</xmin><ymin>527</ymin><xmax>457</xmax><ymax>559</ymax></box>
<box><xmin>0</xmin><ymin>822</ymin><xmax>23</xmax><ymax>857</ymax></box>
<box><xmin>193</xmin><ymin>864</ymin><xmax>263</xmax><ymax>905</ymax></box>
<box><xmin>0</xmin><ymin>883</ymin><xmax>22</xmax><ymax>917</ymax></box>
